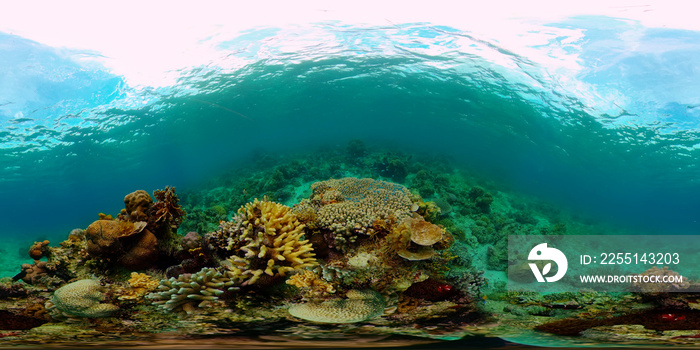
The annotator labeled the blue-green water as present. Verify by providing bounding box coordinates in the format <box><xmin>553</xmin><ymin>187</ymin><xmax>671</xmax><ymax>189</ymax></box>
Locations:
<box><xmin>1</xmin><ymin>16</ymin><xmax>699</xmax><ymax>241</ymax></box>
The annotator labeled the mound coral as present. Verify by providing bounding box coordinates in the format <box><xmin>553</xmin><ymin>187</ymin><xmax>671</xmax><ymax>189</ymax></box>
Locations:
<box><xmin>288</xmin><ymin>289</ymin><xmax>386</xmax><ymax>323</ymax></box>
<box><xmin>303</xmin><ymin>178</ymin><xmax>414</xmax><ymax>251</ymax></box>
<box><xmin>28</xmin><ymin>240</ymin><xmax>51</xmax><ymax>260</ymax></box>
<box><xmin>84</xmin><ymin>219</ymin><xmax>157</xmax><ymax>270</ymax></box>
<box><xmin>146</xmin><ymin>268</ymin><xmax>238</xmax><ymax>314</ymax></box>
<box><xmin>220</xmin><ymin>199</ymin><xmax>317</xmax><ymax>286</ymax></box>
<box><xmin>45</xmin><ymin>279</ymin><xmax>118</xmax><ymax>320</ymax></box>
<box><xmin>120</xmin><ymin>190</ymin><xmax>153</xmax><ymax>222</ymax></box>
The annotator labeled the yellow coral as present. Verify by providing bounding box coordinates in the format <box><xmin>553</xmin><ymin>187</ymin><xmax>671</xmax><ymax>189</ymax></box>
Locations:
<box><xmin>286</xmin><ymin>270</ymin><xmax>336</xmax><ymax>296</ymax></box>
<box><xmin>224</xmin><ymin>199</ymin><xmax>317</xmax><ymax>286</ymax></box>
<box><xmin>118</xmin><ymin>272</ymin><xmax>160</xmax><ymax>301</ymax></box>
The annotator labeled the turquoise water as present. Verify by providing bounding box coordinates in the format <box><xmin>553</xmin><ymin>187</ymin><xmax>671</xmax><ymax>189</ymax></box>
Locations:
<box><xmin>2</xmin><ymin>16</ymin><xmax>698</xmax><ymax>244</ymax></box>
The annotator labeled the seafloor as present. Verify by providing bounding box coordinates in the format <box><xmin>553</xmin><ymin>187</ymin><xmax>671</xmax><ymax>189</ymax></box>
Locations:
<box><xmin>2</xmin><ymin>141</ymin><xmax>700</xmax><ymax>349</ymax></box>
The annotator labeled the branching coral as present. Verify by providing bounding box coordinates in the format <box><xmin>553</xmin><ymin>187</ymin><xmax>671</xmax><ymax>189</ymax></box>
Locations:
<box><xmin>302</xmin><ymin>178</ymin><xmax>414</xmax><ymax>251</ymax></box>
<box><xmin>44</xmin><ymin>279</ymin><xmax>119</xmax><ymax>320</ymax></box>
<box><xmin>219</xmin><ymin>199</ymin><xmax>317</xmax><ymax>286</ymax></box>
<box><xmin>150</xmin><ymin>186</ymin><xmax>186</xmax><ymax>231</ymax></box>
<box><xmin>146</xmin><ymin>268</ymin><xmax>238</xmax><ymax>314</ymax></box>
<box><xmin>288</xmin><ymin>289</ymin><xmax>386</xmax><ymax>323</ymax></box>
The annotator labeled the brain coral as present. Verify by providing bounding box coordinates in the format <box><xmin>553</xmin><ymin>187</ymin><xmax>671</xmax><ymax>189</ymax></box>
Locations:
<box><xmin>288</xmin><ymin>289</ymin><xmax>386</xmax><ymax>323</ymax></box>
<box><xmin>44</xmin><ymin>279</ymin><xmax>118</xmax><ymax>319</ymax></box>
<box><xmin>222</xmin><ymin>199</ymin><xmax>317</xmax><ymax>286</ymax></box>
<box><xmin>146</xmin><ymin>267</ymin><xmax>238</xmax><ymax>314</ymax></box>
<box><xmin>302</xmin><ymin>178</ymin><xmax>413</xmax><ymax>250</ymax></box>
<box><xmin>120</xmin><ymin>190</ymin><xmax>153</xmax><ymax>222</ymax></box>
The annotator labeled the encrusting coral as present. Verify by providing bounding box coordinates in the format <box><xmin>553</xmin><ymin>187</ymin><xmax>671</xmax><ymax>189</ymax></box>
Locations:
<box><xmin>117</xmin><ymin>272</ymin><xmax>160</xmax><ymax>301</ymax></box>
<box><xmin>288</xmin><ymin>289</ymin><xmax>387</xmax><ymax>323</ymax></box>
<box><xmin>286</xmin><ymin>270</ymin><xmax>336</xmax><ymax>297</ymax></box>
<box><xmin>146</xmin><ymin>267</ymin><xmax>238</xmax><ymax>314</ymax></box>
<box><xmin>217</xmin><ymin>199</ymin><xmax>317</xmax><ymax>286</ymax></box>
<box><xmin>44</xmin><ymin>279</ymin><xmax>119</xmax><ymax>320</ymax></box>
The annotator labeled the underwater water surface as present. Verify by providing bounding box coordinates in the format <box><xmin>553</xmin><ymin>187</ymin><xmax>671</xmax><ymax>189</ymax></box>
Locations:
<box><xmin>2</xmin><ymin>3</ymin><xmax>700</xmax><ymax>349</ymax></box>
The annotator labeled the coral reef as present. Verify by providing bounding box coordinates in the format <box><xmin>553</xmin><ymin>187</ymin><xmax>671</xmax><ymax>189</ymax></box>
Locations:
<box><xmin>146</xmin><ymin>267</ymin><xmax>238</xmax><ymax>314</ymax></box>
<box><xmin>45</xmin><ymin>279</ymin><xmax>119</xmax><ymax>320</ymax></box>
<box><xmin>288</xmin><ymin>289</ymin><xmax>387</xmax><ymax>323</ymax></box>
<box><xmin>303</xmin><ymin>177</ymin><xmax>414</xmax><ymax>251</ymax></box>
<box><xmin>217</xmin><ymin>199</ymin><xmax>317</xmax><ymax>286</ymax></box>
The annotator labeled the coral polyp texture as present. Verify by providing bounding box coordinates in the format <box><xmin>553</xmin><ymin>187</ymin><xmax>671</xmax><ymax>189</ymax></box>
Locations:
<box><xmin>303</xmin><ymin>177</ymin><xmax>414</xmax><ymax>250</ymax></box>
<box><xmin>146</xmin><ymin>267</ymin><xmax>238</xmax><ymax>314</ymax></box>
<box><xmin>288</xmin><ymin>289</ymin><xmax>386</xmax><ymax>323</ymax></box>
<box><xmin>217</xmin><ymin>199</ymin><xmax>317</xmax><ymax>286</ymax></box>
<box><xmin>44</xmin><ymin>279</ymin><xmax>119</xmax><ymax>320</ymax></box>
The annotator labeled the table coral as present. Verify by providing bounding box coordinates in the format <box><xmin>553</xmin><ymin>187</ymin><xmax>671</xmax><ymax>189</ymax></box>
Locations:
<box><xmin>45</xmin><ymin>279</ymin><xmax>118</xmax><ymax>319</ymax></box>
<box><xmin>221</xmin><ymin>199</ymin><xmax>317</xmax><ymax>286</ymax></box>
<box><xmin>304</xmin><ymin>178</ymin><xmax>414</xmax><ymax>251</ymax></box>
<box><xmin>146</xmin><ymin>267</ymin><xmax>238</xmax><ymax>314</ymax></box>
<box><xmin>288</xmin><ymin>289</ymin><xmax>386</xmax><ymax>323</ymax></box>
